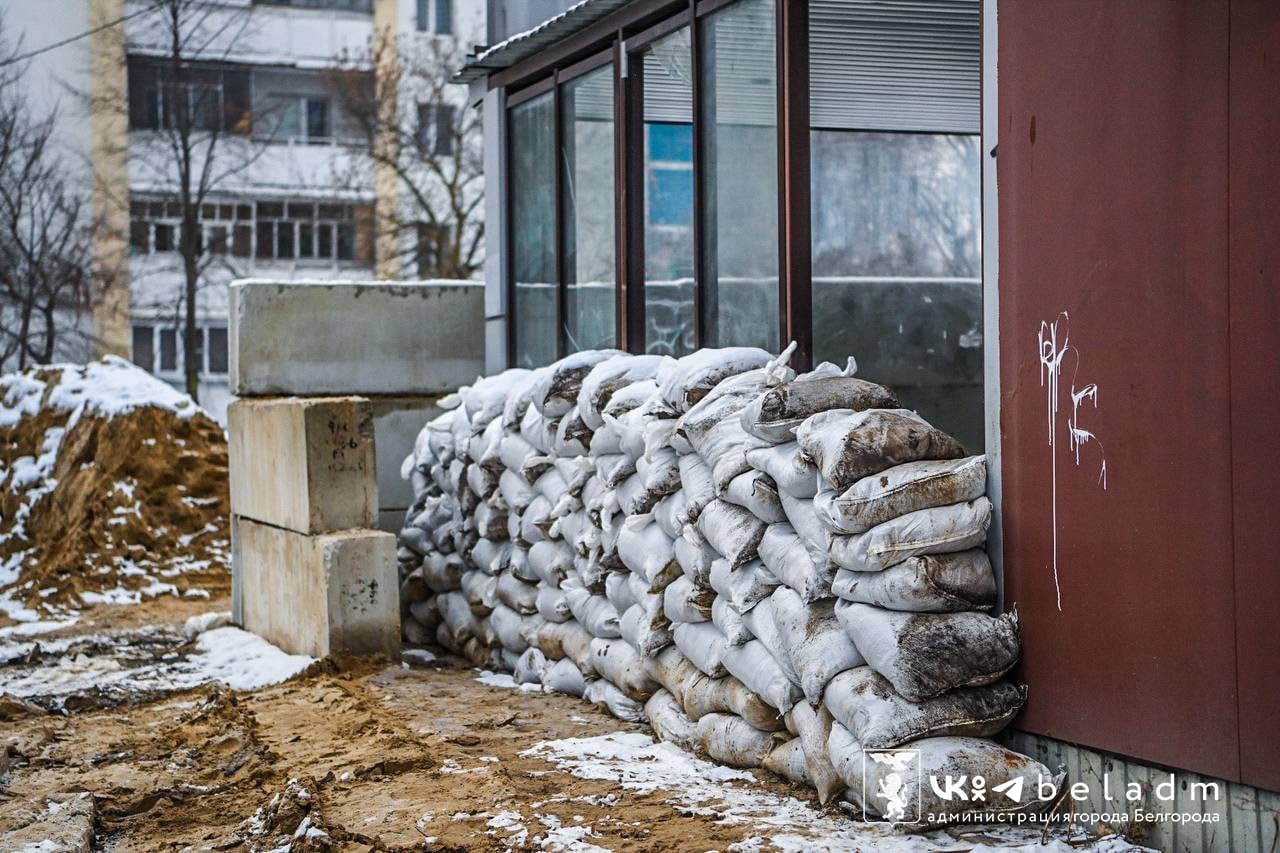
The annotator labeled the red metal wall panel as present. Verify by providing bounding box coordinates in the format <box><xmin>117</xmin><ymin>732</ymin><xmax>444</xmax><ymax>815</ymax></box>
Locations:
<box><xmin>998</xmin><ymin>1</ymin><xmax>1242</xmax><ymax>782</ymax></box>
<box><xmin>1228</xmin><ymin>0</ymin><xmax>1280</xmax><ymax>794</ymax></box>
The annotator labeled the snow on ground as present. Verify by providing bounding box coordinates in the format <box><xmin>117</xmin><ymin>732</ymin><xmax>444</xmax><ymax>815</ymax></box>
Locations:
<box><xmin>475</xmin><ymin>668</ymin><xmax>544</xmax><ymax>692</ymax></box>
<box><xmin>0</xmin><ymin>355</ymin><xmax>201</xmax><ymax>427</ymax></box>
<box><xmin>525</xmin><ymin>732</ymin><xmax>1150</xmax><ymax>853</ymax></box>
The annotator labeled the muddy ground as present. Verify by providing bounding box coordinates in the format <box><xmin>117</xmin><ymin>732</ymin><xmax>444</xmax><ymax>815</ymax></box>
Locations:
<box><xmin>0</xmin><ymin>595</ymin><xmax>1137</xmax><ymax>853</ymax></box>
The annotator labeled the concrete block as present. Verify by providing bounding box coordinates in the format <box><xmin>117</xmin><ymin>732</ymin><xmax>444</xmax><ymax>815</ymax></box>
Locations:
<box><xmin>229</xmin><ymin>280</ymin><xmax>484</xmax><ymax>396</ymax></box>
<box><xmin>234</xmin><ymin>516</ymin><xmax>400</xmax><ymax>659</ymax></box>
<box><xmin>370</xmin><ymin>396</ymin><xmax>441</xmax><ymax>527</ymax></box>
<box><xmin>229</xmin><ymin>396</ymin><xmax>376</xmax><ymax>534</ymax></box>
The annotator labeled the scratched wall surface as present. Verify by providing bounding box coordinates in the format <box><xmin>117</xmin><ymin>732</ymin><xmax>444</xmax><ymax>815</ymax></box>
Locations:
<box><xmin>996</xmin><ymin>0</ymin><xmax>1280</xmax><ymax>788</ymax></box>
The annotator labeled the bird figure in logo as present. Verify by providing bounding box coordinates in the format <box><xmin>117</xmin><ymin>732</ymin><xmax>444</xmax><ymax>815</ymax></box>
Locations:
<box><xmin>869</xmin><ymin>750</ymin><xmax>916</xmax><ymax>822</ymax></box>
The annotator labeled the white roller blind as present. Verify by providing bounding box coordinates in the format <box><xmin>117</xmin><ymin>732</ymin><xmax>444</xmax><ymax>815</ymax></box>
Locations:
<box><xmin>810</xmin><ymin>0</ymin><xmax>980</xmax><ymax>134</ymax></box>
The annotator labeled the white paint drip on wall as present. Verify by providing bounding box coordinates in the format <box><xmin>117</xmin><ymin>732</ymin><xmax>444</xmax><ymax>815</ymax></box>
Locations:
<box><xmin>1038</xmin><ymin>312</ymin><xmax>1108</xmax><ymax>611</ymax></box>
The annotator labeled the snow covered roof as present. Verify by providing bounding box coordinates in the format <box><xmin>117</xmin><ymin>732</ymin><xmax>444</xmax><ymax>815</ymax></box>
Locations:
<box><xmin>453</xmin><ymin>0</ymin><xmax>636</xmax><ymax>84</ymax></box>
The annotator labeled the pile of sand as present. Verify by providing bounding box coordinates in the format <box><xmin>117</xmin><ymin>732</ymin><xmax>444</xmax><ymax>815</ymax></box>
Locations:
<box><xmin>0</xmin><ymin>357</ymin><xmax>230</xmax><ymax>624</ymax></box>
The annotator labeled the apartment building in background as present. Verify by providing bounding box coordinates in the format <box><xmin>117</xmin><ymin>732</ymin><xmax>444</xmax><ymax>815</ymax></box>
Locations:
<box><xmin>4</xmin><ymin>0</ymin><xmax>485</xmax><ymax>420</ymax></box>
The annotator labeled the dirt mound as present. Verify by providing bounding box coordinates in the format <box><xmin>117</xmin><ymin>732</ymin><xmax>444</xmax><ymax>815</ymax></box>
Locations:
<box><xmin>0</xmin><ymin>357</ymin><xmax>230</xmax><ymax>624</ymax></box>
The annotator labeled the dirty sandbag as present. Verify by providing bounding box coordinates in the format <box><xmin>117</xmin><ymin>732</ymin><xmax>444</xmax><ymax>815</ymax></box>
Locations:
<box><xmin>532</xmin><ymin>349</ymin><xmax>624</xmax><ymax>418</ymax></box>
<box><xmin>616</xmin><ymin>470</ymin><xmax>658</xmax><ymax>516</ymax></box>
<box><xmin>403</xmin><ymin>613</ymin><xmax>434</xmax><ymax>646</ymax></box>
<box><xmin>514</xmin><ymin>647</ymin><xmax>547</xmax><ymax>685</ymax></box>
<box><xmin>694</xmin><ymin>712</ymin><xmax>784</xmax><ymax>769</ymax></box>
<box><xmin>408</xmin><ymin>598</ymin><xmax>441</xmax><ymax>632</ymax></box>
<box><xmin>498</xmin><ymin>432</ymin><xmax>537</xmax><ymax>479</ymax></box>
<box><xmin>466</xmin><ymin>459</ymin><xmax>499</xmax><ymax>500</ymax></box>
<box><xmin>474</xmin><ymin>501</ymin><xmax>508</xmax><ymax>541</ymax></box>
<box><xmin>476</xmin><ymin>418</ymin><xmax>507</xmax><ymax>472</ymax></box>
<box><xmin>610</xmin><ymin>394</ymin><xmax>677</xmax><ymax>462</ymax></box>
<box><xmin>578</xmin><ymin>353</ymin><xmax>670</xmax><ymax>429</ymax></box>
<box><xmin>498</xmin><ymin>468</ymin><xmax>536</xmax><ymax>514</ymax></box>
<box><xmin>826</xmin><ymin>498</ymin><xmax>992</xmax><ymax>573</ymax></box>
<box><xmin>502</xmin><ymin>367</ymin><xmax>544</xmax><ymax>429</ymax></box>
<box><xmin>645</xmin><ymin>689</ymin><xmax>700</xmax><ymax>752</ymax></box>
<box><xmin>785</xmin><ymin>701</ymin><xmax>845</xmax><ymax>805</ymax></box>
<box><xmin>673</xmin><ymin>621</ymin><xmax>730</xmax><ymax>678</ymax></box>
<box><xmin>678</xmin><ymin>453</ymin><xmax>716</xmax><ymax>521</ymax></box>
<box><xmin>532</xmin><ymin>466</ymin><xmax>569</xmax><ymax>505</ymax></box>
<box><xmin>645</xmin><ymin>646</ymin><xmax>701</xmax><ymax>708</ymax></box>
<box><xmin>698</xmin><ymin>500</ymin><xmax>766</xmax><ymax>568</ymax></box>
<box><xmin>711</xmin><ymin>435</ymin><xmax>772</xmax><ymax>495</ymax></box>
<box><xmin>605</xmin><ymin>569</ymin><xmax>638</xmax><ymax>614</ymax></box>
<box><xmin>468</xmin><ymin>538</ymin><xmax>509</xmax><ymax>577</ymax></box>
<box><xmin>778</xmin><ymin>491</ymin><xmax>833</xmax><ymax>555</ymax></box>
<box><xmin>681</xmin><ymin>672</ymin><xmax>787</xmax><ymax>732</ymax></box>
<box><xmin>584</xmin><ymin>678</ymin><xmax>648</xmax><ymax>724</ymax></box>
<box><xmin>768</xmin><ymin>588</ymin><xmax>864</xmax><ymax>703</ymax></box>
<box><xmin>564</xmin><ymin>584</ymin><xmax>622</xmax><ymax>638</ymax></box>
<box><xmin>830</xmin><ymin>727</ymin><xmax>1057</xmax><ymax>826</ymax></box>
<box><xmin>508</xmin><ymin>544</ymin><xmax>541</xmax><ymax>583</ymax></box>
<box><xmin>421</xmin><ymin>553</ymin><xmax>465</xmax><ymax>592</ymax></box>
<box><xmin>831</xmin><ymin>549</ymin><xmax>996</xmax><ymax>613</ymax></box>
<box><xmin>542</xmin><ymin>656</ymin><xmax>588</xmax><ymax>698</ymax></box>
<box><xmin>527</xmin><ymin>540</ymin><xmax>572</xmax><ymax>586</ymax></box>
<box><xmin>722</xmin><ymin>470</ymin><xmax>786</xmax><ymax>525</ymax></box>
<box><xmin>653</xmin><ymin>491</ymin><xmax>688</xmax><ymax>540</ymax></box>
<box><xmin>675</xmin><ymin>524</ymin><xmax>718</xmax><ymax>586</ymax></box>
<box><xmin>520</xmin><ymin>495</ymin><xmax>553</xmax><ymax>545</ymax></box>
<box><xmin>637</xmin><ymin>444</ymin><xmax>682</xmax><ymax>502</ymax></box>
<box><xmin>590</xmin><ymin>638</ymin><xmax>659</xmax><ymax>701</ymax></box>
<box><xmin>438</xmin><ymin>591</ymin><xmax>480</xmax><ymax>643</ymax></box>
<box><xmin>616</xmin><ymin>517</ymin><xmax>678</xmax><ymax>586</ymax></box>
<box><xmin>738</xmin><ymin>597</ymin><xmax>799</xmax><ymax>686</ymax></box>
<box><xmin>720</xmin><ymin>639</ymin><xmax>802</xmax><ymax>714</ymax></box>
<box><xmin>536</xmin><ymin>583</ymin><xmax>573</xmax><ymax>623</ymax></box>
<box><xmin>657</xmin><ymin>347</ymin><xmax>775</xmax><ymax>412</ymax></box>
<box><xmin>709</xmin><ymin>558</ymin><xmax>780</xmax><ymax>614</ymax></box>
<box><xmin>663</xmin><ymin>575</ymin><xmax>715</xmax><ymax>623</ymax></box>
<box><xmin>489</xmin><ymin>603</ymin><xmax>530</xmax><ymax>653</ymax></box>
<box><xmin>460</xmin><ymin>571</ymin><xmax>498</xmax><ymax>614</ymax></box>
<box><xmin>836</xmin><ymin>602</ymin><xmax>1021</xmax><ymax>702</ymax></box>
<box><xmin>399</xmin><ymin>568</ymin><xmax>430</xmax><ymax>608</ymax></box>
<box><xmin>756</xmin><ymin>523</ymin><xmax>834</xmax><ymax>604</ymax></box>
<box><xmin>815</xmin><ymin>456</ymin><xmax>987</xmax><ymax>536</ymax></box>
<box><xmin>824</xmin><ymin>666</ymin><xmax>1025</xmax><ymax>751</ymax></box>
<box><xmin>530</xmin><ymin>620</ymin><xmax>597</xmax><ymax>676</ymax></box>
<box><xmin>520</xmin><ymin>404</ymin><xmax>557</xmax><ymax>456</ymax></box>
<box><xmin>589</xmin><ymin>421</ymin><xmax>623</xmax><ymax>456</ymax></box>
<box><xmin>552</xmin><ymin>411</ymin><xmax>593</xmax><ymax>459</ymax></box>
<box><xmin>595</xmin><ymin>453</ymin><xmax>637</xmax><ymax>489</ymax></box>
<box><xmin>761</xmin><ymin>736</ymin><xmax>813</xmax><ymax>788</ymax></box>
<box><xmin>496</xmin><ymin>571</ymin><xmax>540</xmax><ymax>615</ymax></box>
<box><xmin>740</xmin><ymin>376</ymin><xmax>900</xmax><ymax>444</ymax></box>
<box><xmin>398</xmin><ymin>526</ymin><xmax>431</xmax><ymax>557</ymax></box>
<box><xmin>463</xmin><ymin>368</ymin><xmax>531</xmax><ymax>427</ymax></box>
<box><xmin>711</xmin><ymin>594</ymin><xmax>753</xmax><ymax>645</ymax></box>
<box><xmin>796</xmin><ymin>408</ymin><xmax>966</xmax><ymax>493</ymax></box>
<box><xmin>620</xmin><ymin>598</ymin><xmax>673</xmax><ymax>658</ymax></box>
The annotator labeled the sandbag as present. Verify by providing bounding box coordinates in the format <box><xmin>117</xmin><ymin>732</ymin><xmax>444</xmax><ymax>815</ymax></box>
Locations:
<box><xmin>658</xmin><ymin>347</ymin><xmax>773</xmax><ymax>412</ymax></box>
<box><xmin>673</xmin><ymin>621</ymin><xmax>729</xmax><ymax>678</ymax></box>
<box><xmin>646</xmin><ymin>647</ymin><xmax>785</xmax><ymax>732</ymax></box>
<box><xmin>796</xmin><ymin>408</ymin><xmax>966</xmax><ymax>492</ymax></box>
<box><xmin>578</xmin><ymin>354</ymin><xmax>670</xmax><ymax>429</ymax></box>
<box><xmin>785</xmin><ymin>701</ymin><xmax>845</xmax><ymax>805</ymax></box>
<box><xmin>653</xmin><ymin>492</ymin><xmax>688</xmax><ymax>540</ymax></box>
<box><xmin>698</xmin><ymin>500</ymin><xmax>766</xmax><ymax>568</ymax></box>
<box><xmin>617</xmin><ymin>518</ymin><xmax>679</xmax><ymax>584</ymax></box>
<box><xmin>761</xmin><ymin>737</ymin><xmax>813</xmax><ymax>788</ymax></box>
<box><xmin>663</xmin><ymin>574</ymin><xmax>714</xmax><ymax>623</ymax></box>
<box><xmin>564</xmin><ymin>584</ymin><xmax>622</xmax><ymax>639</ymax></box>
<box><xmin>584</xmin><ymin>678</ymin><xmax>647</xmax><ymax>723</ymax></box>
<box><xmin>740</xmin><ymin>376</ymin><xmax>900</xmax><ymax>443</ymax></box>
<box><xmin>590</xmin><ymin>638</ymin><xmax>659</xmax><ymax>702</ymax></box>
<box><xmin>620</xmin><ymin>598</ymin><xmax>673</xmax><ymax>658</ymax></box>
<box><xmin>831</xmin><ymin>550</ymin><xmax>996</xmax><ymax>613</ymax></box>
<box><xmin>814</xmin><ymin>456</ymin><xmax>987</xmax><ymax>535</ymax></box>
<box><xmin>720</xmin><ymin>639</ymin><xmax>802</xmax><ymax>714</ymax></box>
<box><xmin>711</xmin><ymin>595</ymin><xmax>753</xmax><ymax>645</ymax></box>
<box><xmin>836</xmin><ymin>602</ymin><xmax>1021</xmax><ymax>701</ymax></box>
<box><xmin>674</xmin><ymin>524</ymin><xmax>718</xmax><ymax>586</ymax></box>
<box><xmin>645</xmin><ymin>689</ymin><xmax>699</xmax><ymax>751</ymax></box>
<box><xmin>514</xmin><ymin>647</ymin><xmax>547</xmax><ymax>685</ymax></box>
<box><xmin>531</xmin><ymin>620</ymin><xmax>597</xmax><ymax>676</ymax></box>
<box><xmin>528</xmin><ymin>540</ymin><xmax>573</xmax><ymax>586</ymax></box>
<box><xmin>767</xmin><ymin>588</ymin><xmax>864</xmax><ymax>703</ymax></box>
<box><xmin>495</xmin><ymin>571</ymin><xmax>539</xmax><ymax>615</ymax></box>
<box><xmin>722</xmin><ymin>470</ymin><xmax>786</xmax><ymax>525</ymax></box>
<box><xmin>778</xmin><ymin>492</ymin><xmax>833</xmax><ymax>553</ymax></box>
<box><xmin>542</xmin><ymin>656</ymin><xmax>588</xmax><ymax>697</ymax></box>
<box><xmin>420</xmin><ymin>554</ymin><xmax>465</xmax><ymax>592</ymax></box>
<box><xmin>678</xmin><ymin>453</ymin><xmax>717</xmax><ymax>521</ymax></box>
<box><xmin>709</xmin><ymin>558</ymin><xmax>780</xmax><ymax>614</ymax></box>
<box><xmin>604</xmin><ymin>570</ymin><xmax>638</xmax><ymax>614</ymax></box>
<box><xmin>489</xmin><ymin>603</ymin><xmax>529</xmax><ymax>653</ymax></box>
<box><xmin>756</xmin><ymin>523</ymin><xmax>834</xmax><ymax>603</ymax></box>
<box><xmin>535</xmin><ymin>584</ymin><xmax>573</xmax><ymax>623</ymax></box>
<box><xmin>826</xmin><ymin>498</ymin><xmax>992</xmax><ymax>573</ymax></box>
<box><xmin>824</xmin><ymin>666</ymin><xmax>1026</xmax><ymax>750</ymax></box>
<box><xmin>533</xmin><ymin>350</ymin><xmax>623</xmax><ymax>418</ymax></box>
<box><xmin>745</xmin><ymin>442</ymin><xmax>819</xmax><ymax>499</ymax></box>
<box><xmin>694</xmin><ymin>713</ymin><xmax>783</xmax><ymax>769</ymax></box>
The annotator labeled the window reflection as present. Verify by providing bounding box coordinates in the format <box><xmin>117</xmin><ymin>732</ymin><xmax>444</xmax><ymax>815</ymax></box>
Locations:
<box><xmin>510</xmin><ymin>92</ymin><xmax>557</xmax><ymax>368</ymax></box>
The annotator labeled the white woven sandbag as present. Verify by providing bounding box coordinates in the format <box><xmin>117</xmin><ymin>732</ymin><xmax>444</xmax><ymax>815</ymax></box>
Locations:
<box><xmin>678</xmin><ymin>453</ymin><xmax>717</xmax><ymax>522</ymax></box>
<box><xmin>589</xmin><ymin>637</ymin><xmax>659</xmax><ymax>701</ymax></box>
<box><xmin>528</xmin><ymin>540</ymin><xmax>573</xmax><ymax>586</ymax></box>
<box><xmin>535</xmin><ymin>583</ymin><xmax>572</xmax><ymax>623</ymax></box>
<box><xmin>674</xmin><ymin>524</ymin><xmax>718</xmax><ymax>586</ymax></box>
<box><xmin>589</xmin><ymin>421</ymin><xmax>623</xmax><ymax>455</ymax></box>
<box><xmin>553</xmin><ymin>410</ymin><xmax>593</xmax><ymax>457</ymax></box>
<box><xmin>815</xmin><ymin>456</ymin><xmax>987</xmax><ymax>535</ymax></box>
<box><xmin>720</xmin><ymin>639</ymin><xmax>802</xmax><ymax>714</ymax></box>
<box><xmin>785</xmin><ymin>701</ymin><xmax>845</xmax><ymax>805</ymax></box>
<box><xmin>778</xmin><ymin>491</ymin><xmax>834</xmax><ymax>554</ymax></box>
<box><xmin>520</xmin><ymin>495</ymin><xmax>552</xmax><ymax>544</ymax></box>
<box><xmin>663</xmin><ymin>575</ymin><xmax>714</xmax><ymax>623</ymax></box>
<box><xmin>498</xmin><ymin>468</ymin><xmax>536</xmax><ymax>513</ymax></box>
<box><xmin>711</xmin><ymin>594</ymin><xmax>753</xmax><ymax>645</ymax></box>
<box><xmin>532</xmin><ymin>349</ymin><xmax>624</xmax><ymax>418</ymax></box>
<box><xmin>495</xmin><ymin>571</ymin><xmax>539</xmax><ymax>615</ymax></box>
<box><xmin>619</xmin><ymin>597</ymin><xmax>673</xmax><ymax>658</ymax></box>
<box><xmin>584</xmin><ymin>678</ymin><xmax>647</xmax><ymax>723</ymax></box>
<box><xmin>645</xmin><ymin>689</ymin><xmax>700</xmax><ymax>751</ymax></box>
<box><xmin>542</xmin><ymin>656</ymin><xmax>588</xmax><ymax>697</ymax></box>
<box><xmin>796</xmin><ymin>408</ymin><xmax>967</xmax><ymax>493</ymax></box>
<box><xmin>826</xmin><ymin>498</ymin><xmax>992</xmax><ymax>573</ymax></box>
<box><xmin>502</xmin><ymin>367</ymin><xmax>544</xmax><ymax>430</ymax></box>
<box><xmin>756</xmin><ymin>523</ymin><xmax>834</xmax><ymax>603</ymax></box>
<box><xmin>604</xmin><ymin>570</ymin><xmax>638</xmax><ymax>614</ymax></box>
<box><xmin>421</xmin><ymin>553</ymin><xmax>464</xmax><ymax>592</ymax></box>
<box><xmin>564</xmin><ymin>584</ymin><xmax>622</xmax><ymax>639</ymax></box>
<box><xmin>740</xmin><ymin>376</ymin><xmax>900</xmax><ymax>444</ymax></box>
<box><xmin>824</xmin><ymin>666</ymin><xmax>1026</xmax><ymax>750</ymax></box>
<box><xmin>673</xmin><ymin>621</ymin><xmax>730</xmax><ymax>678</ymax></box>
<box><xmin>829</xmin><ymin>727</ymin><xmax>1056</xmax><ymax>826</ymax></box>
<box><xmin>761</xmin><ymin>737</ymin><xmax>813</xmax><ymax>788</ymax></box>
<box><xmin>694</xmin><ymin>712</ymin><xmax>783</xmax><ymax>769</ymax></box>
<box><xmin>459</xmin><ymin>571</ymin><xmax>497</xmax><ymax>612</ymax></box>
<box><xmin>767</xmin><ymin>588</ymin><xmax>864</xmax><ymax>703</ymax></box>
<box><xmin>489</xmin><ymin>603</ymin><xmax>529</xmax><ymax>653</ymax></box>
<box><xmin>653</xmin><ymin>491</ymin><xmax>688</xmax><ymax>539</ymax></box>
<box><xmin>637</xmin><ymin>444</ymin><xmax>681</xmax><ymax>502</ymax></box>
<box><xmin>709</xmin><ymin>558</ymin><xmax>780</xmax><ymax>614</ymax></box>
<box><xmin>578</xmin><ymin>353</ymin><xmax>670</xmax><ymax>429</ymax></box>
<box><xmin>658</xmin><ymin>346</ymin><xmax>774</xmax><ymax>412</ymax></box>
<box><xmin>647</xmin><ymin>647</ymin><xmax>785</xmax><ymax>732</ymax></box>
<box><xmin>831</xmin><ymin>549</ymin><xmax>996</xmax><ymax>612</ymax></box>
<box><xmin>463</xmin><ymin>368</ymin><xmax>531</xmax><ymax>427</ymax></box>
<box><xmin>438</xmin><ymin>590</ymin><xmax>480</xmax><ymax>643</ymax></box>
<box><xmin>835</xmin><ymin>602</ymin><xmax>1021</xmax><ymax>702</ymax></box>
<box><xmin>617</xmin><ymin>517</ymin><xmax>678</xmax><ymax>585</ymax></box>
<box><xmin>514</xmin><ymin>647</ymin><xmax>547</xmax><ymax>685</ymax></box>
<box><xmin>474</xmin><ymin>502</ymin><xmax>507</xmax><ymax>540</ymax></box>
<box><xmin>722</xmin><ymin>470</ymin><xmax>786</xmax><ymax>524</ymax></box>
<box><xmin>520</xmin><ymin>404</ymin><xmax>556</xmax><ymax>455</ymax></box>
<box><xmin>698</xmin><ymin>500</ymin><xmax>766</xmax><ymax>568</ymax></box>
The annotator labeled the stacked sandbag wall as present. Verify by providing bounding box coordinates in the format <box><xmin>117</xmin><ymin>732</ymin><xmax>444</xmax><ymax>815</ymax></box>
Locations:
<box><xmin>395</xmin><ymin>346</ymin><xmax>1054</xmax><ymax>825</ymax></box>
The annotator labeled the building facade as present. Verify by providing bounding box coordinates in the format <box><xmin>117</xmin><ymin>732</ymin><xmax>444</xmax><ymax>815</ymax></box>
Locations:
<box><xmin>460</xmin><ymin>1</ymin><xmax>1280</xmax><ymax>849</ymax></box>
<box><xmin>5</xmin><ymin>0</ymin><xmax>485</xmax><ymax>420</ymax></box>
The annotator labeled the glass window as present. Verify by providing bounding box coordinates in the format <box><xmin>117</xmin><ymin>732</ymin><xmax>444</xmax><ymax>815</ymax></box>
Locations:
<box><xmin>159</xmin><ymin>328</ymin><xmax>177</xmax><ymax>372</ymax></box>
<box><xmin>561</xmin><ymin>65</ymin><xmax>616</xmax><ymax>353</ymax></box>
<box><xmin>640</xmin><ymin>27</ymin><xmax>695</xmax><ymax>357</ymax></box>
<box><xmin>509</xmin><ymin>91</ymin><xmax>557</xmax><ymax>368</ymax></box>
<box><xmin>809</xmin><ymin>0</ymin><xmax>982</xmax><ymax>451</ymax></box>
<box><xmin>131</xmin><ymin>326</ymin><xmax>154</xmax><ymax>372</ymax></box>
<box><xmin>699</xmin><ymin>0</ymin><xmax>778</xmax><ymax>351</ymax></box>
<box><xmin>129</xmin><ymin>220</ymin><xmax>149</xmax><ymax>254</ymax></box>
<box><xmin>306</xmin><ymin>97</ymin><xmax>331</xmax><ymax>140</ymax></box>
<box><xmin>232</xmin><ymin>224</ymin><xmax>252</xmax><ymax>257</ymax></box>
<box><xmin>153</xmin><ymin>223</ymin><xmax>174</xmax><ymax>252</ymax></box>
<box><xmin>208</xmin><ymin>328</ymin><xmax>229</xmax><ymax>374</ymax></box>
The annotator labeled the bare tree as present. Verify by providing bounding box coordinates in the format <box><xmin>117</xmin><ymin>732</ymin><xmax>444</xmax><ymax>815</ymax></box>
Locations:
<box><xmin>329</xmin><ymin>32</ymin><xmax>483</xmax><ymax>280</ymax></box>
<box><xmin>0</xmin><ymin>22</ymin><xmax>97</xmax><ymax>369</ymax></box>
<box><xmin>106</xmin><ymin>0</ymin><xmax>266</xmax><ymax>400</ymax></box>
